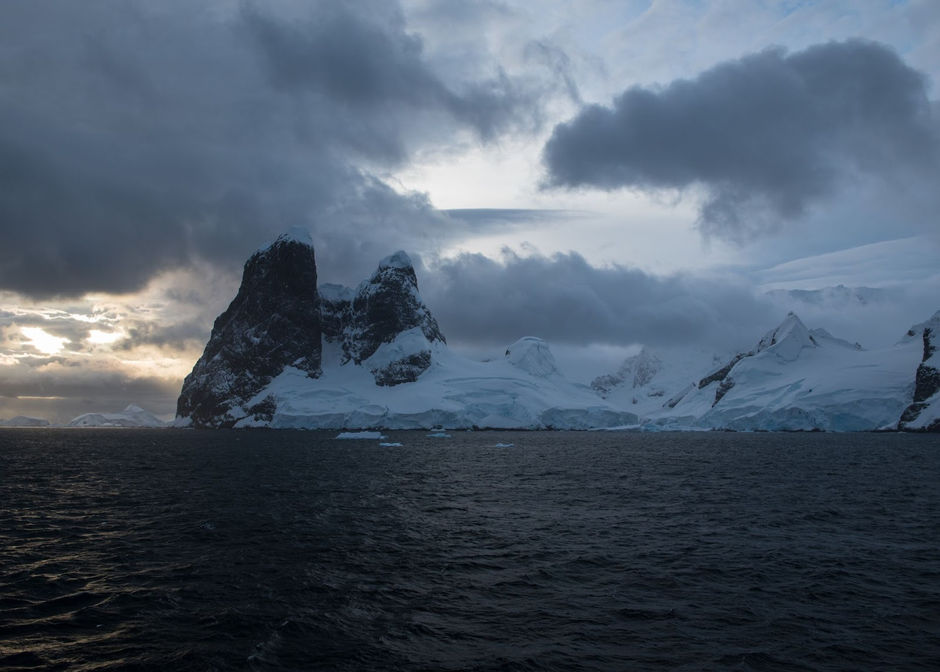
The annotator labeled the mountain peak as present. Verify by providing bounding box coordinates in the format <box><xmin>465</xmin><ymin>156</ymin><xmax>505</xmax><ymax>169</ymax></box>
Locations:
<box><xmin>258</xmin><ymin>226</ymin><xmax>314</xmax><ymax>254</ymax></box>
<box><xmin>756</xmin><ymin>312</ymin><xmax>815</xmax><ymax>361</ymax></box>
<box><xmin>377</xmin><ymin>250</ymin><xmax>413</xmax><ymax>271</ymax></box>
<box><xmin>177</xmin><ymin>233</ymin><xmax>322</xmax><ymax>427</ymax></box>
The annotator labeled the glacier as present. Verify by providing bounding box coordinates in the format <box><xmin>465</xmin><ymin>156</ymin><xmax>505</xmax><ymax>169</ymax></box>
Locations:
<box><xmin>232</xmin><ymin>335</ymin><xmax>639</xmax><ymax>430</ymax></box>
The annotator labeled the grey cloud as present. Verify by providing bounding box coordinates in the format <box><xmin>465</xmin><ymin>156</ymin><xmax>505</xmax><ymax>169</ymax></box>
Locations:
<box><xmin>421</xmin><ymin>251</ymin><xmax>774</xmax><ymax>348</ymax></box>
<box><xmin>118</xmin><ymin>321</ymin><xmax>210</xmax><ymax>352</ymax></box>
<box><xmin>524</xmin><ymin>41</ymin><xmax>581</xmax><ymax>104</ymax></box>
<box><xmin>543</xmin><ymin>40</ymin><xmax>939</xmax><ymax>240</ymax></box>
<box><xmin>0</xmin><ymin>371</ymin><xmax>180</xmax><ymax>422</ymax></box>
<box><xmin>245</xmin><ymin>3</ymin><xmax>536</xmax><ymax>144</ymax></box>
<box><xmin>0</xmin><ymin>0</ymin><xmax>544</xmax><ymax>298</ymax></box>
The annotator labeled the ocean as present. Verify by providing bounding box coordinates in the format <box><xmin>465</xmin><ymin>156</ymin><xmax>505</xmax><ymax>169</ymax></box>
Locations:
<box><xmin>1</xmin><ymin>429</ymin><xmax>938</xmax><ymax>671</ymax></box>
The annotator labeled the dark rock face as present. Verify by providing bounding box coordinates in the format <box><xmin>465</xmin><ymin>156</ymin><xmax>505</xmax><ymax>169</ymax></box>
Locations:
<box><xmin>321</xmin><ymin>251</ymin><xmax>445</xmax><ymax>385</ymax></box>
<box><xmin>319</xmin><ymin>284</ymin><xmax>354</xmax><ymax>345</ymax></box>
<box><xmin>698</xmin><ymin>352</ymin><xmax>751</xmax><ymax>406</ymax></box>
<box><xmin>698</xmin><ymin>352</ymin><xmax>749</xmax><ymax>390</ymax></box>
<box><xmin>176</xmin><ymin>236</ymin><xmax>322</xmax><ymax>427</ymax></box>
<box><xmin>371</xmin><ymin>351</ymin><xmax>433</xmax><ymax>387</ymax></box>
<box><xmin>899</xmin><ymin>326</ymin><xmax>940</xmax><ymax>431</ymax></box>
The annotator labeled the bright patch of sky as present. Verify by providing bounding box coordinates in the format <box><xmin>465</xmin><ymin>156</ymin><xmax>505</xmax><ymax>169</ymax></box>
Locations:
<box><xmin>20</xmin><ymin>327</ymin><xmax>69</xmax><ymax>355</ymax></box>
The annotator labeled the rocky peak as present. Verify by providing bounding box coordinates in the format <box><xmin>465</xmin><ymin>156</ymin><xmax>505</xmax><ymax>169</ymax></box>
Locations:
<box><xmin>318</xmin><ymin>250</ymin><xmax>445</xmax><ymax>385</ymax></box>
<box><xmin>339</xmin><ymin>251</ymin><xmax>444</xmax><ymax>365</ymax></box>
<box><xmin>176</xmin><ymin>232</ymin><xmax>322</xmax><ymax>427</ymax></box>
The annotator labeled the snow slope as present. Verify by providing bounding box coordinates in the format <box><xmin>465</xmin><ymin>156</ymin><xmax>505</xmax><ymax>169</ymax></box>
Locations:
<box><xmin>234</xmin><ymin>335</ymin><xmax>638</xmax><ymax>430</ymax></box>
<box><xmin>646</xmin><ymin>315</ymin><xmax>920</xmax><ymax>431</ymax></box>
<box><xmin>68</xmin><ymin>405</ymin><xmax>167</xmax><ymax>428</ymax></box>
<box><xmin>592</xmin><ymin>345</ymin><xmax>731</xmax><ymax>418</ymax></box>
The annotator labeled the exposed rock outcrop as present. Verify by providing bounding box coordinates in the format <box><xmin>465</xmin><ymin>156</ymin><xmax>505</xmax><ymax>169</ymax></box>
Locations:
<box><xmin>697</xmin><ymin>313</ymin><xmax>817</xmax><ymax>406</ymax></box>
<box><xmin>176</xmin><ymin>230</ymin><xmax>322</xmax><ymax>427</ymax></box>
<box><xmin>898</xmin><ymin>311</ymin><xmax>940</xmax><ymax>431</ymax></box>
<box><xmin>320</xmin><ymin>251</ymin><xmax>445</xmax><ymax>386</ymax></box>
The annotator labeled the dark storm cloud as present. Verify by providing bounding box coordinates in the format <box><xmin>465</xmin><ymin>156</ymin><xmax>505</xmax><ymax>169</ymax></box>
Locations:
<box><xmin>0</xmin><ymin>0</ymin><xmax>544</xmax><ymax>298</ymax></box>
<box><xmin>244</xmin><ymin>4</ymin><xmax>538</xmax><ymax>147</ymax></box>
<box><xmin>543</xmin><ymin>40</ymin><xmax>939</xmax><ymax>240</ymax></box>
<box><xmin>421</xmin><ymin>251</ymin><xmax>774</xmax><ymax>348</ymax></box>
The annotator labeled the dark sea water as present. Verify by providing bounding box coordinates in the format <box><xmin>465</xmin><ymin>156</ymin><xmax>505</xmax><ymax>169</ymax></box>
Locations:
<box><xmin>1</xmin><ymin>430</ymin><xmax>938</xmax><ymax>671</ymax></box>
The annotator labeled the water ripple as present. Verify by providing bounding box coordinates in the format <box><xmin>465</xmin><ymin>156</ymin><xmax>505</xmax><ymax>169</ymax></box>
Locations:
<box><xmin>1</xmin><ymin>429</ymin><xmax>938</xmax><ymax>670</ymax></box>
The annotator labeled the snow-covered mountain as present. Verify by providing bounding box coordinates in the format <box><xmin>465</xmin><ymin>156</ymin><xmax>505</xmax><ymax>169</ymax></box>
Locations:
<box><xmin>177</xmin><ymin>232</ymin><xmax>938</xmax><ymax>432</ymax></box>
<box><xmin>68</xmin><ymin>405</ymin><xmax>167</xmax><ymax>428</ymax></box>
<box><xmin>591</xmin><ymin>345</ymin><xmax>730</xmax><ymax>416</ymax></box>
<box><xmin>0</xmin><ymin>415</ymin><xmax>50</xmax><ymax>427</ymax></box>
<box><xmin>176</xmin><ymin>235</ymin><xmax>637</xmax><ymax>429</ymax></box>
<box><xmin>595</xmin><ymin>312</ymin><xmax>936</xmax><ymax>431</ymax></box>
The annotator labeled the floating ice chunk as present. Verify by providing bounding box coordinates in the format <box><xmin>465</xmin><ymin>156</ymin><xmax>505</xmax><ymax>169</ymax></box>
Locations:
<box><xmin>427</xmin><ymin>432</ymin><xmax>451</xmax><ymax>438</ymax></box>
<box><xmin>379</xmin><ymin>442</ymin><xmax>403</xmax><ymax>447</ymax></box>
<box><xmin>493</xmin><ymin>442</ymin><xmax>514</xmax><ymax>448</ymax></box>
<box><xmin>335</xmin><ymin>431</ymin><xmax>386</xmax><ymax>439</ymax></box>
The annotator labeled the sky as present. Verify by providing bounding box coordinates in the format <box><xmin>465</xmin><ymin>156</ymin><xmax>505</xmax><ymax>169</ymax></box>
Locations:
<box><xmin>1</xmin><ymin>0</ymin><xmax>939</xmax><ymax>422</ymax></box>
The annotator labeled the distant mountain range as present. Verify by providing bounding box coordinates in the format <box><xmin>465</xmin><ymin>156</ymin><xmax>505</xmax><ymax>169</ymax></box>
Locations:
<box><xmin>173</xmin><ymin>232</ymin><xmax>940</xmax><ymax>432</ymax></box>
<box><xmin>0</xmin><ymin>405</ymin><xmax>167</xmax><ymax>428</ymax></box>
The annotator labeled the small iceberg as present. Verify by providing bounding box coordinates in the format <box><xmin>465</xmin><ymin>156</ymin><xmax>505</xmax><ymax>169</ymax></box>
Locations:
<box><xmin>379</xmin><ymin>442</ymin><xmax>403</xmax><ymax>447</ymax></box>
<box><xmin>335</xmin><ymin>431</ymin><xmax>386</xmax><ymax>440</ymax></box>
<box><xmin>427</xmin><ymin>432</ymin><xmax>451</xmax><ymax>438</ymax></box>
<box><xmin>493</xmin><ymin>442</ymin><xmax>514</xmax><ymax>448</ymax></box>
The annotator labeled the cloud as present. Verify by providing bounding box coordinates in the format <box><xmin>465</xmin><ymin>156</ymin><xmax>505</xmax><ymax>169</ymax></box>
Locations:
<box><xmin>0</xmin><ymin>1</ymin><xmax>547</xmax><ymax>298</ymax></box>
<box><xmin>420</xmin><ymin>250</ymin><xmax>774</xmax><ymax>349</ymax></box>
<box><xmin>543</xmin><ymin>39</ymin><xmax>939</xmax><ymax>240</ymax></box>
<box><xmin>0</xmin><ymin>368</ymin><xmax>180</xmax><ymax>422</ymax></box>
<box><xmin>244</xmin><ymin>2</ymin><xmax>540</xmax><ymax>148</ymax></box>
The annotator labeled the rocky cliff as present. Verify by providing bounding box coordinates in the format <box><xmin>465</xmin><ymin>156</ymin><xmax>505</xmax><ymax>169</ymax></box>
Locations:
<box><xmin>176</xmin><ymin>230</ymin><xmax>323</xmax><ymax>427</ymax></box>
<box><xmin>898</xmin><ymin>312</ymin><xmax>940</xmax><ymax>431</ymax></box>
<box><xmin>178</xmin><ymin>235</ymin><xmax>448</xmax><ymax>426</ymax></box>
<box><xmin>320</xmin><ymin>251</ymin><xmax>445</xmax><ymax>386</ymax></box>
